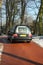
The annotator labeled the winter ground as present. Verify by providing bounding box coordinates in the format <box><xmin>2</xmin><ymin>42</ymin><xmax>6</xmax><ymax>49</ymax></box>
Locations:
<box><xmin>32</xmin><ymin>36</ymin><xmax>43</xmax><ymax>48</ymax></box>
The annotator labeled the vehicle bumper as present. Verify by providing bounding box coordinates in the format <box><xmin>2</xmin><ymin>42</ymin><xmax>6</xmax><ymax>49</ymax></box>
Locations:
<box><xmin>12</xmin><ymin>37</ymin><xmax>32</xmax><ymax>41</ymax></box>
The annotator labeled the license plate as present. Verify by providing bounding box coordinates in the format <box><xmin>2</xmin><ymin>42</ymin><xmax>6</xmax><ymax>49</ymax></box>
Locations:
<box><xmin>20</xmin><ymin>34</ymin><xmax>26</xmax><ymax>37</ymax></box>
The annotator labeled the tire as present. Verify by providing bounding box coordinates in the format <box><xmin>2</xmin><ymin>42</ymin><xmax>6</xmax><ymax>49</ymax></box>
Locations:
<box><xmin>8</xmin><ymin>36</ymin><xmax>13</xmax><ymax>43</ymax></box>
<box><xmin>7</xmin><ymin>37</ymin><xmax>10</xmax><ymax>40</ymax></box>
<box><xmin>7</xmin><ymin>36</ymin><xmax>11</xmax><ymax>40</ymax></box>
<box><xmin>10</xmin><ymin>38</ymin><xmax>13</xmax><ymax>43</ymax></box>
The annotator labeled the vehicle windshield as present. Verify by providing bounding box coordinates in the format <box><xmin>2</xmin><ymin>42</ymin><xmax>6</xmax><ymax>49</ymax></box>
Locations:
<box><xmin>16</xmin><ymin>26</ymin><xmax>31</xmax><ymax>34</ymax></box>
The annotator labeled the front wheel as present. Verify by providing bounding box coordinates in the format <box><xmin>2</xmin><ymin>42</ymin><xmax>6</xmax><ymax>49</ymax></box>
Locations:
<box><xmin>8</xmin><ymin>36</ymin><xmax>13</xmax><ymax>43</ymax></box>
<box><xmin>7</xmin><ymin>35</ymin><xmax>11</xmax><ymax>40</ymax></box>
<box><xmin>10</xmin><ymin>38</ymin><xmax>13</xmax><ymax>43</ymax></box>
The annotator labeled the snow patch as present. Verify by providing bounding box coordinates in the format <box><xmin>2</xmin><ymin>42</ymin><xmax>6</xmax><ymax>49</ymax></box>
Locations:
<box><xmin>32</xmin><ymin>39</ymin><xmax>43</xmax><ymax>48</ymax></box>
<box><xmin>0</xmin><ymin>43</ymin><xmax>3</xmax><ymax>61</ymax></box>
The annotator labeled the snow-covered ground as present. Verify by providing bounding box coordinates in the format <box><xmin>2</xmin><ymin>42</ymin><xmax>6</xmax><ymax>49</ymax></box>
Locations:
<box><xmin>0</xmin><ymin>44</ymin><xmax>3</xmax><ymax>61</ymax></box>
<box><xmin>32</xmin><ymin>36</ymin><xmax>43</xmax><ymax>48</ymax></box>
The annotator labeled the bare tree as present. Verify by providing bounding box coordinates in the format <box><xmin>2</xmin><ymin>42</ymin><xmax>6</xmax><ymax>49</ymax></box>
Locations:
<box><xmin>2</xmin><ymin>0</ymin><xmax>41</xmax><ymax>34</ymax></box>
<box><xmin>36</xmin><ymin>0</ymin><xmax>43</xmax><ymax>35</ymax></box>
<box><xmin>20</xmin><ymin>0</ymin><xmax>26</xmax><ymax>24</ymax></box>
<box><xmin>5</xmin><ymin>0</ymin><xmax>19</xmax><ymax>33</ymax></box>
